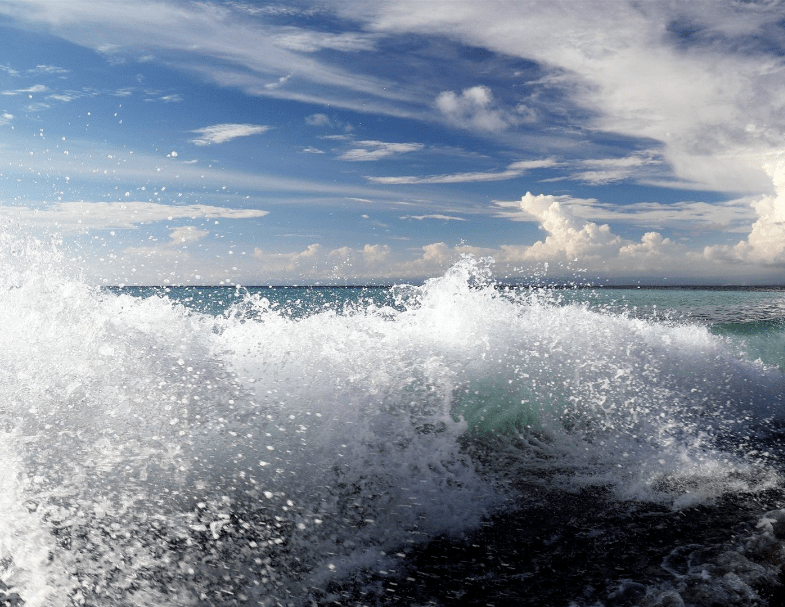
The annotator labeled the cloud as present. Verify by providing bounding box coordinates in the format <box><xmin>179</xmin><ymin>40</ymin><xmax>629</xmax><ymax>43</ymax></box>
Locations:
<box><xmin>252</xmin><ymin>243</ymin><xmax>321</xmax><ymax>274</ymax></box>
<box><xmin>0</xmin><ymin>136</ymin><xmax>397</xmax><ymax>202</ymax></box>
<box><xmin>513</xmin><ymin>192</ymin><xmax>625</xmax><ymax>261</ymax></box>
<box><xmin>367</xmin><ymin>158</ymin><xmax>558</xmax><ymax>184</ymax></box>
<box><xmin>7</xmin><ymin>0</ymin><xmax>785</xmax><ymax>283</ymax></box>
<box><xmin>104</xmin><ymin>189</ymin><xmax>782</xmax><ymax>284</ymax></box>
<box><xmin>30</xmin><ymin>64</ymin><xmax>68</xmax><ymax>75</ymax></box>
<box><xmin>704</xmin><ymin>153</ymin><xmax>785</xmax><ymax>265</ymax></box>
<box><xmin>0</xmin><ymin>65</ymin><xmax>20</xmax><ymax>77</ymax></box>
<box><xmin>0</xmin><ymin>201</ymin><xmax>268</xmax><ymax>233</ymax></box>
<box><xmin>508</xmin><ymin>159</ymin><xmax>562</xmax><ymax>171</ymax></box>
<box><xmin>571</xmin><ymin>153</ymin><xmax>663</xmax><ymax>185</ymax></box>
<box><xmin>329</xmin><ymin>243</ymin><xmax>391</xmax><ymax>266</ymax></box>
<box><xmin>265</xmin><ymin>74</ymin><xmax>291</xmax><ymax>90</ymax></box>
<box><xmin>618</xmin><ymin>231</ymin><xmax>674</xmax><ymax>259</ymax></box>
<box><xmin>368</xmin><ymin>169</ymin><xmax>516</xmax><ymax>185</ymax></box>
<box><xmin>116</xmin><ymin>224</ymin><xmax>224</xmax><ymax>285</ymax></box>
<box><xmin>306</xmin><ymin>113</ymin><xmax>332</xmax><ymax>127</ymax></box>
<box><xmin>251</xmin><ymin>242</ymin><xmax>396</xmax><ymax>281</ymax></box>
<box><xmin>113</xmin><ymin>241</ymin><xmax>393</xmax><ymax>286</ymax></box>
<box><xmin>2</xmin><ymin>83</ymin><xmax>47</xmax><ymax>96</ymax></box>
<box><xmin>169</xmin><ymin>226</ymin><xmax>209</xmax><ymax>244</ymax></box>
<box><xmin>495</xmin><ymin>193</ymin><xmax>757</xmax><ymax>233</ymax></box>
<box><xmin>19</xmin><ymin>84</ymin><xmax>47</xmax><ymax>93</ymax></box>
<box><xmin>341</xmin><ymin>1</ymin><xmax>785</xmax><ymax>192</ymax></box>
<box><xmin>338</xmin><ymin>140</ymin><xmax>424</xmax><ymax>161</ymax></box>
<box><xmin>47</xmin><ymin>92</ymin><xmax>84</xmax><ymax>102</ymax></box>
<box><xmin>302</xmin><ymin>146</ymin><xmax>325</xmax><ymax>154</ymax></box>
<box><xmin>272</xmin><ymin>28</ymin><xmax>378</xmax><ymax>53</ymax></box>
<box><xmin>190</xmin><ymin>123</ymin><xmax>271</xmax><ymax>145</ymax></box>
<box><xmin>6</xmin><ymin>0</ymin><xmax>785</xmax><ymax>197</ymax></box>
<box><xmin>250</xmin><ymin>242</ymin><xmax>400</xmax><ymax>281</ymax></box>
<box><xmin>306</xmin><ymin>112</ymin><xmax>354</xmax><ymax>133</ymax></box>
<box><xmin>384</xmin><ymin>194</ymin><xmax>687</xmax><ymax>277</ymax></box>
<box><xmin>0</xmin><ymin>0</ymin><xmax>419</xmax><ymax>120</ymax></box>
<box><xmin>95</xmin><ymin>212</ymin><xmax>758</xmax><ymax>285</ymax></box>
<box><xmin>435</xmin><ymin>85</ymin><xmax>531</xmax><ymax>132</ymax></box>
<box><xmin>401</xmin><ymin>214</ymin><xmax>466</xmax><ymax>221</ymax></box>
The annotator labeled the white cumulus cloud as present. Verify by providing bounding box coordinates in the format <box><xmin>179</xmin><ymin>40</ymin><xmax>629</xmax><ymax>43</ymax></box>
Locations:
<box><xmin>435</xmin><ymin>85</ymin><xmax>529</xmax><ymax>132</ymax></box>
<box><xmin>515</xmin><ymin>192</ymin><xmax>625</xmax><ymax>261</ymax></box>
<box><xmin>705</xmin><ymin>153</ymin><xmax>785</xmax><ymax>265</ymax></box>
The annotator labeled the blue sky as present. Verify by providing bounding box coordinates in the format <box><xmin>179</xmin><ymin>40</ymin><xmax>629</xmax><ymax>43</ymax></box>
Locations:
<box><xmin>1</xmin><ymin>0</ymin><xmax>785</xmax><ymax>285</ymax></box>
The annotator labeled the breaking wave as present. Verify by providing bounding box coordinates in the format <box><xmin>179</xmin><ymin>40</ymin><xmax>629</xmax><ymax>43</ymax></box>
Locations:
<box><xmin>0</xmin><ymin>237</ymin><xmax>784</xmax><ymax>605</ymax></box>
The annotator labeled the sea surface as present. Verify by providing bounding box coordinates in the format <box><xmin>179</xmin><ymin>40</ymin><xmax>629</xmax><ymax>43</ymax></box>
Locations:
<box><xmin>2</xmin><ymin>250</ymin><xmax>785</xmax><ymax>606</ymax></box>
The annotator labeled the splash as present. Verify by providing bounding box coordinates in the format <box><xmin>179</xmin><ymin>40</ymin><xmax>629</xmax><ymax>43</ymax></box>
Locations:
<box><xmin>0</xmin><ymin>247</ymin><xmax>783</xmax><ymax>605</ymax></box>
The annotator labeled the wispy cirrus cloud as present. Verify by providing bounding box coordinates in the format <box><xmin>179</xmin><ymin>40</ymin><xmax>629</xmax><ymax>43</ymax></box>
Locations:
<box><xmin>30</xmin><ymin>64</ymin><xmax>68</xmax><ymax>75</ymax></box>
<box><xmin>400</xmin><ymin>214</ymin><xmax>467</xmax><ymax>221</ymax></box>
<box><xmin>571</xmin><ymin>153</ymin><xmax>663</xmax><ymax>185</ymax></box>
<box><xmin>0</xmin><ymin>65</ymin><xmax>20</xmax><ymax>77</ymax></box>
<box><xmin>158</xmin><ymin>94</ymin><xmax>183</xmax><ymax>103</ymax></box>
<box><xmin>190</xmin><ymin>123</ymin><xmax>271</xmax><ymax>146</ymax></box>
<box><xmin>264</xmin><ymin>74</ymin><xmax>291</xmax><ymax>90</ymax></box>
<box><xmin>0</xmin><ymin>201</ymin><xmax>269</xmax><ymax>233</ymax></box>
<box><xmin>272</xmin><ymin>28</ymin><xmax>379</xmax><ymax>53</ymax></box>
<box><xmin>367</xmin><ymin>158</ymin><xmax>559</xmax><ymax>184</ymax></box>
<box><xmin>47</xmin><ymin>92</ymin><xmax>83</xmax><ymax>102</ymax></box>
<box><xmin>0</xmin><ymin>0</ymin><xmax>420</xmax><ymax>118</ymax></box>
<box><xmin>1</xmin><ymin>83</ymin><xmax>47</xmax><ymax>96</ymax></box>
<box><xmin>338</xmin><ymin>140</ymin><xmax>424</xmax><ymax>161</ymax></box>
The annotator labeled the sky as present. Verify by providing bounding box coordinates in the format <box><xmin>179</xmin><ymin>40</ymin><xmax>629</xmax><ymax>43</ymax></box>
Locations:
<box><xmin>1</xmin><ymin>0</ymin><xmax>785</xmax><ymax>285</ymax></box>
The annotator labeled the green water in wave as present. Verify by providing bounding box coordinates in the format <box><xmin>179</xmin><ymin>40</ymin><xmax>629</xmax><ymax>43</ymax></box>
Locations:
<box><xmin>711</xmin><ymin>319</ymin><xmax>785</xmax><ymax>371</ymax></box>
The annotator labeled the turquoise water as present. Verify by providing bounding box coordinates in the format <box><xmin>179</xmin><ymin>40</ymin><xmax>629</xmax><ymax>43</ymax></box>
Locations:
<box><xmin>550</xmin><ymin>287</ymin><xmax>785</xmax><ymax>370</ymax></box>
<box><xmin>105</xmin><ymin>285</ymin><xmax>399</xmax><ymax>319</ymax></box>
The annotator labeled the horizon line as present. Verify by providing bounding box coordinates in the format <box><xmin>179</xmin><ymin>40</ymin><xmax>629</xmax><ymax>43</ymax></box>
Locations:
<box><xmin>100</xmin><ymin>283</ymin><xmax>785</xmax><ymax>290</ymax></box>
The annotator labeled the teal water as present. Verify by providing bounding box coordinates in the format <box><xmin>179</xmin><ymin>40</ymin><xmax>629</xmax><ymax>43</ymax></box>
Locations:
<box><xmin>105</xmin><ymin>285</ymin><xmax>399</xmax><ymax>319</ymax></box>
<box><xmin>549</xmin><ymin>286</ymin><xmax>785</xmax><ymax>370</ymax></box>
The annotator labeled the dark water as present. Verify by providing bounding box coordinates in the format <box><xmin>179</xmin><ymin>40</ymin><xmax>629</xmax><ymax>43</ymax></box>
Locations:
<box><xmin>2</xmin><ymin>254</ymin><xmax>785</xmax><ymax>606</ymax></box>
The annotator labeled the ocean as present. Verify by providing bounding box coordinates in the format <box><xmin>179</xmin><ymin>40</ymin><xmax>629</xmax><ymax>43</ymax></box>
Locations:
<box><xmin>2</xmin><ymin>251</ymin><xmax>785</xmax><ymax>607</ymax></box>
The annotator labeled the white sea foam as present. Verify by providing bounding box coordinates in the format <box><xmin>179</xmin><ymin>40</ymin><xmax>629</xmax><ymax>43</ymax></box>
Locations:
<box><xmin>0</xmin><ymin>242</ymin><xmax>782</xmax><ymax>604</ymax></box>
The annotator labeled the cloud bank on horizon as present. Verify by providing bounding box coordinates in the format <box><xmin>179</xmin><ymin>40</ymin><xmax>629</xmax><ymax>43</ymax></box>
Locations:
<box><xmin>0</xmin><ymin>0</ymin><xmax>784</xmax><ymax>284</ymax></box>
